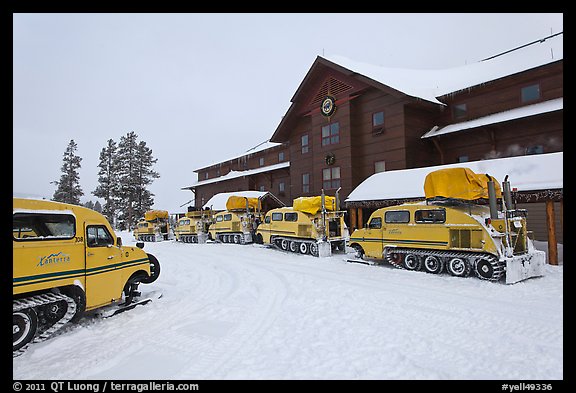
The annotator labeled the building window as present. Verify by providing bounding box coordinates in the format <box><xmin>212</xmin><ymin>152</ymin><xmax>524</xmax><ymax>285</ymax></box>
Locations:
<box><xmin>301</xmin><ymin>134</ymin><xmax>309</xmax><ymax>154</ymax></box>
<box><xmin>302</xmin><ymin>173</ymin><xmax>310</xmax><ymax>193</ymax></box>
<box><xmin>259</xmin><ymin>185</ymin><xmax>265</xmax><ymax>192</ymax></box>
<box><xmin>458</xmin><ymin>155</ymin><xmax>469</xmax><ymax>163</ymax></box>
<box><xmin>278</xmin><ymin>151</ymin><xmax>285</xmax><ymax>162</ymax></box>
<box><xmin>259</xmin><ymin>157</ymin><xmax>265</xmax><ymax>166</ymax></box>
<box><xmin>322</xmin><ymin>167</ymin><xmax>341</xmax><ymax>189</ymax></box>
<box><xmin>526</xmin><ymin>145</ymin><xmax>544</xmax><ymax>155</ymax></box>
<box><xmin>321</xmin><ymin>122</ymin><xmax>340</xmax><ymax>146</ymax></box>
<box><xmin>204</xmin><ymin>172</ymin><xmax>209</xmax><ymax>180</ymax></box>
<box><xmin>374</xmin><ymin>161</ymin><xmax>386</xmax><ymax>173</ymax></box>
<box><xmin>372</xmin><ymin>111</ymin><xmax>385</xmax><ymax>135</ymax></box>
<box><xmin>453</xmin><ymin>103</ymin><xmax>467</xmax><ymax>120</ymax></box>
<box><xmin>279</xmin><ymin>182</ymin><xmax>285</xmax><ymax>193</ymax></box>
<box><xmin>373</xmin><ymin>111</ymin><xmax>384</xmax><ymax>127</ymax></box>
<box><xmin>521</xmin><ymin>84</ymin><xmax>540</xmax><ymax>103</ymax></box>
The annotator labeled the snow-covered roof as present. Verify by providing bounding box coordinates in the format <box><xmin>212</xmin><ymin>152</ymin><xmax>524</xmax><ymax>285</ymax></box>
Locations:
<box><xmin>422</xmin><ymin>98</ymin><xmax>564</xmax><ymax>138</ymax></box>
<box><xmin>194</xmin><ymin>140</ymin><xmax>283</xmax><ymax>171</ymax></box>
<box><xmin>183</xmin><ymin>161</ymin><xmax>290</xmax><ymax>189</ymax></box>
<box><xmin>346</xmin><ymin>152</ymin><xmax>563</xmax><ymax>203</ymax></box>
<box><xmin>201</xmin><ymin>190</ymin><xmax>277</xmax><ymax>211</ymax></box>
<box><xmin>323</xmin><ymin>33</ymin><xmax>562</xmax><ymax>105</ymax></box>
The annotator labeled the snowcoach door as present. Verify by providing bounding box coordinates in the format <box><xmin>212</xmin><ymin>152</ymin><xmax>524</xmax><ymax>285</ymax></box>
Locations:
<box><xmin>84</xmin><ymin>222</ymin><xmax>122</xmax><ymax>310</ymax></box>
<box><xmin>363</xmin><ymin>215</ymin><xmax>384</xmax><ymax>259</ymax></box>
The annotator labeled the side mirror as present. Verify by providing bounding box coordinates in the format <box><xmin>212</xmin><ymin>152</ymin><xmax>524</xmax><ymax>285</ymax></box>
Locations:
<box><xmin>117</xmin><ymin>237</ymin><xmax>123</xmax><ymax>247</ymax></box>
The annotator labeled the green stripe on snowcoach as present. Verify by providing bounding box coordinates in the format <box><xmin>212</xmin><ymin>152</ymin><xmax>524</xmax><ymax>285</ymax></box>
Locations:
<box><xmin>13</xmin><ymin>258</ymin><xmax>149</xmax><ymax>288</ymax></box>
<box><xmin>350</xmin><ymin>237</ymin><xmax>448</xmax><ymax>247</ymax></box>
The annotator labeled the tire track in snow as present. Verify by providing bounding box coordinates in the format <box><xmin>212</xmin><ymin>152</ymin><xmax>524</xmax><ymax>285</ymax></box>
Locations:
<box><xmin>169</xmin><ymin>249</ymin><xmax>291</xmax><ymax>379</ymax></box>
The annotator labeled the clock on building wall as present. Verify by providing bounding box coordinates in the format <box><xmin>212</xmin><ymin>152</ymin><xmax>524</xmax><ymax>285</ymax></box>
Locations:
<box><xmin>320</xmin><ymin>95</ymin><xmax>336</xmax><ymax>117</ymax></box>
<box><xmin>325</xmin><ymin>152</ymin><xmax>336</xmax><ymax>166</ymax></box>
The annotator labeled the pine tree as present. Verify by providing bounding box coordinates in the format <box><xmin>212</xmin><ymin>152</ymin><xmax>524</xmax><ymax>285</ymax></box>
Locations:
<box><xmin>52</xmin><ymin>139</ymin><xmax>84</xmax><ymax>204</ymax></box>
<box><xmin>115</xmin><ymin>132</ymin><xmax>160</xmax><ymax>230</ymax></box>
<box><xmin>93</xmin><ymin>139</ymin><xmax>120</xmax><ymax>225</ymax></box>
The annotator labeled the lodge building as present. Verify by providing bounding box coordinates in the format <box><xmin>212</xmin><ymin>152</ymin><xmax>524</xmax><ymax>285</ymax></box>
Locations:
<box><xmin>183</xmin><ymin>33</ymin><xmax>563</xmax><ymax>250</ymax></box>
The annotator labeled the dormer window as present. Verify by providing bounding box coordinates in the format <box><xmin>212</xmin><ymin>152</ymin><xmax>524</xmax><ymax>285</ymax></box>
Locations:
<box><xmin>453</xmin><ymin>103</ymin><xmax>467</xmax><ymax>120</ymax></box>
<box><xmin>521</xmin><ymin>84</ymin><xmax>541</xmax><ymax>103</ymax></box>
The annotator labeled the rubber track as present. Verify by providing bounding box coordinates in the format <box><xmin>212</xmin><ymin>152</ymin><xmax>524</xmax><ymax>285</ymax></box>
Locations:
<box><xmin>272</xmin><ymin>236</ymin><xmax>320</xmax><ymax>257</ymax></box>
<box><xmin>13</xmin><ymin>293</ymin><xmax>77</xmax><ymax>357</ymax></box>
<box><xmin>384</xmin><ymin>247</ymin><xmax>505</xmax><ymax>281</ymax></box>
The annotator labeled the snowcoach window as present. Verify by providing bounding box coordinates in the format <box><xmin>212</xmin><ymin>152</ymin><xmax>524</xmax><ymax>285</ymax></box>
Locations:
<box><xmin>284</xmin><ymin>212</ymin><xmax>298</xmax><ymax>222</ymax></box>
<box><xmin>224</xmin><ymin>214</ymin><xmax>232</xmax><ymax>221</ymax></box>
<box><xmin>13</xmin><ymin>213</ymin><xmax>76</xmax><ymax>241</ymax></box>
<box><xmin>265</xmin><ymin>215</ymin><xmax>271</xmax><ymax>224</ymax></box>
<box><xmin>385</xmin><ymin>211</ymin><xmax>410</xmax><ymax>224</ymax></box>
<box><xmin>216</xmin><ymin>215</ymin><xmax>223</xmax><ymax>222</ymax></box>
<box><xmin>272</xmin><ymin>212</ymin><xmax>283</xmax><ymax>221</ymax></box>
<box><xmin>368</xmin><ymin>217</ymin><xmax>382</xmax><ymax>229</ymax></box>
<box><xmin>415</xmin><ymin>209</ymin><xmax>446</xmax><ymax>224</ymax></box>
<box><xmin>86</xmin><ymin>225</ymin><xmax>114</xmax><ymax>247</ymax></box>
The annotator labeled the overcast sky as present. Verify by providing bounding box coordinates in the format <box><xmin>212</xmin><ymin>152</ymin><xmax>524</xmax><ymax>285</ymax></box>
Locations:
<box><xmin>13</xmin><ymin>13</ymin><xmax>563</xmax><ymax>213</ymax></box>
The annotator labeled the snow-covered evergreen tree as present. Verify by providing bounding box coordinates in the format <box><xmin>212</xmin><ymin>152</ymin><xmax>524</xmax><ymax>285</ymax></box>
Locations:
<box><xmin>52</xmin><ymin>139</ymin><xmax>84</xmax><ymax>205</ymax></box>
<box><xmin>93</xmin><ymin>139</ymin><xmax>120</xmax><ymax>225</ymax></box>
<box><xmin>115</xmin><ymin>131</ymin><xmax>160</xmax><ymax>230</ymax></box>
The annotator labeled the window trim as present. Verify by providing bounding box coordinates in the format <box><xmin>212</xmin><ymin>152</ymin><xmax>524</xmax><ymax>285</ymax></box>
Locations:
<box><xmin>86</xmin><ymin>225</ymin><xmax>114</xmax><ymax>248</ymax></box>
<box><xmin>301</xmin><ymin>134</ymin><xmax>310</xmax><ymax>154</ymax></box>
<box><xmin>322</xmin><ymin>166</ymin><xmax>341</xmax><ymax>190</ymax></box>
<box><xmin>414</xmin><ymin>209</ymin><xmax>446</xmax><ymax>224</ymax></box>
<box><xmin>302</xmin><ymin>172</ymin><xmax>310</xmax><ymax>193</ymax></box>
<box><xmin>321</xmin><ymin>122</ymin><xmax>340</xmax><ymax>147</ymax></box>
<box><xmin>13</xmin><ymin>212</ymin><xmax>76</xmax><ymax>241</ymax></box>
<box><xmin>368</xmin><ymin>217</ymin><xmax>382</xmax><ymax>229</ymax></box>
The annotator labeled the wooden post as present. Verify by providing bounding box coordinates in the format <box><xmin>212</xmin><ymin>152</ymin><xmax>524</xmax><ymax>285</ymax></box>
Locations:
<box><xmin>545</xmin><ymin>199</ymin><xmax>558</xmax><ymax>265</ymax></box>
<box><xmin>349</xmin><ymin>207</ymin><xmax>357</xmax><ymax>233</ymax></box>
<box><xmin>560</xmin><ymin>199</ymin><xmax>563</xmax><ymax>240</ymax></box>
<box><xmin>358</xmin><ymin>208</ymin><xmax>363</xmax><ymax>229</ymax></box>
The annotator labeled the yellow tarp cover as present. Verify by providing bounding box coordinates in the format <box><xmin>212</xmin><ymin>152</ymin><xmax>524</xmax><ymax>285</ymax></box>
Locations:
<box><xmin>145</xmin><ymin>210</ymin><xmax>169</xmax><ymax>221</ymax></box>
<box><xmin>293</xmin><ymin>196</ymin><xmax>336</xmax><ymax>215</ymax></box>
<box><xmin>424</xmin><ymin>167</ymin><xmax>502</xmax><ymax>201</ymax></box>
<box><xmin>226</xmin><ymin>196</ymin><xmax>260</xmax><ymax>211</ymax></box>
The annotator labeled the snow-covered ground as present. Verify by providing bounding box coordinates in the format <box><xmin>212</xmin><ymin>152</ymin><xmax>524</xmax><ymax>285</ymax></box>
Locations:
<box><xmin>13</xmin><ymin>233</ymin><xmax>563</xmax><ymax>380</ymax></box>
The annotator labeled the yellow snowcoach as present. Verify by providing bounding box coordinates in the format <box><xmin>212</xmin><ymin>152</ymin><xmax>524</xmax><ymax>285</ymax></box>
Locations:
<box><xmin>255</xmin><ymin>191</ymin><xmax>348</xmax><ymax>257</ymax></box>
<box><xmin>208</xmin><ymin>196</ymin><xmax>263</xmax><ymax>244</ymax></box>
<box><xmin>13</xmin><ymin>198</ymin><xmax>161</xmax><ymax>355</ymax></box>
<box><xmin>174</xmin><ymin>207</ymin><xmax>215</xmax><ymax>243</ymax></box>
<box><xmin>133</xmin><ymin>210</ymin><xmax>172</xmax><ymax>242</ymax></box>
<box><xmin>348</xmin><ymin>168</ymin><xmax>546</xmax><ymax>284</ymax></box>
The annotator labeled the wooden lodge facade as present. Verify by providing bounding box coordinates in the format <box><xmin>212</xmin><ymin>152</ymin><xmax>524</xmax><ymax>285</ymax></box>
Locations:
<box><xmin>183</xmin><ymin>35</ymin><xmax>563</xmax><ymax>254</ymax></box>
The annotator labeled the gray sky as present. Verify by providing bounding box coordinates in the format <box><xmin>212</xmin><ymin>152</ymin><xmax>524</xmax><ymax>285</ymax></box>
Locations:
<box><xmin>13</xmin><ymin>13</ymin><xmax>563</xmax><ymax>213</ymax></box>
